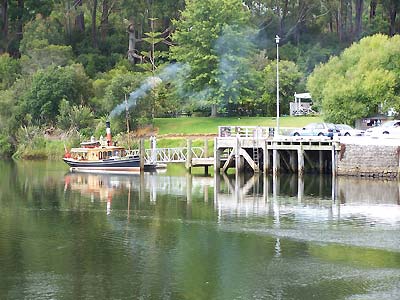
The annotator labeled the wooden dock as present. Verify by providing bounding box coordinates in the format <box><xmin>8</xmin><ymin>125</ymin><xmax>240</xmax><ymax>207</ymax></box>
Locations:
<box><xmin>213</xmin><ymin>126</ymin><xmax>340</xmax><ymax>176</ymax></box>
<box><xmin>133</xmin><ymin>126</ymin><xmax>340</xmax><ymax>176</ymax></box>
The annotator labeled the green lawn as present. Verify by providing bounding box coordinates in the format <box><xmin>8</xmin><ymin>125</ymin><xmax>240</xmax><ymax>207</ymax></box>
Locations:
<box><xmin>154</xmin><ymin>116</ymin><xmax>323</xmax><ymax>135</ymax></box>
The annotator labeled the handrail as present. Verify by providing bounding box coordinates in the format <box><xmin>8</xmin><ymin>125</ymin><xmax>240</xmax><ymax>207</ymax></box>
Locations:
<box><xmin>126</xmin><ymin>147</ymin><xmax>205</xmax><ymax>163</ymax></box>
<box><xmin>218</xmin><ymin>126</ymin><xmax>272</xmax><ymax>138</ymax></box>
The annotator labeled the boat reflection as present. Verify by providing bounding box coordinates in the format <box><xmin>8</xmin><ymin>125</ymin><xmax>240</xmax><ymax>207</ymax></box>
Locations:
<box><xmin>64</xmin><ymin>172</ymin><xmax>139</xmax><ymax>215</ymax></box>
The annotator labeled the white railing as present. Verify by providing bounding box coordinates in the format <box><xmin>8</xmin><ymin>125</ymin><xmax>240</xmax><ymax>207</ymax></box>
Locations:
<box><xmin>218</xmin><ymin>126</ymin><xmax>273</xmax><ymax>138</ymax></box>
<box><xmin>126</xmin><ymin>147</ymin><xmax>205</xmax><ymax>163</ymax></box>
<box><xmin>217</xmin><ymin>126</ymin><xmax>316</xmax><ymax>137</ymax></box>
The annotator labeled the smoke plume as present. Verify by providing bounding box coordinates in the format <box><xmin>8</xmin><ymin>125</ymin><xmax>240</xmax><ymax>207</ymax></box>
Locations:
<box><xmin>109</xmin><ymin>63</ymin><xmax>187</xmax><ymax>118</ymax></box>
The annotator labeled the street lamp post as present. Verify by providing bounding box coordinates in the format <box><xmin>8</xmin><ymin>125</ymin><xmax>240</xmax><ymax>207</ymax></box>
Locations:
<box><xmin>275</xmin><ymin>35</ymin><xmax>280</xmax><ymax>136</ymax></box>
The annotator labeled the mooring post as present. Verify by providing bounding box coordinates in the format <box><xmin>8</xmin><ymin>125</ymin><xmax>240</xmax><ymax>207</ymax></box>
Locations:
<box><xmin>204</xmin><ymin>139</ymin><xmax>208</xmax><ymax>157</ymax></box>
<box><xmin>331</xmin><ymin>143</ymin><xmax>337</xmax><ymax>177</ymax></box>
<box><xmin>263</xmin><ymin>140</ymin><xmax>269</xmax><ymax>174</ymax></box>
<box><xmin>186</xmin><ymin>139</ymin><xmax>192</xmax><ymax>172</ymax></box>
<box><xmin>273</xmin><ymin>149</ymin><xmax>280</xmax><ymax>177</ymax></box>
<box><xmin>139</xmin><ymin>138</ymin><xmax>145</xmax><ymax>171</ymax></box>
<box><xmin>297</xmin><ymin>145</ymin><xmax>304</xmax><ymax>176</ymax></box>
<box><xmin>235</xmin><ymin>135</ymin><xmax>243</xmax><ymax>173</ymax></box>
<box><xmin>214</xmin><ymin>137</ymin><xmax>221</xmax><ymax>173</ymax></box>
<box><xmin>319</xmin><ymin>150</ymin><xmax>324</xmax><ymax>173</ymax></box>
<box><xmin>204</xmin><ymin>139</ymin><xmax>209</xmax><ymax>175</ymax></box>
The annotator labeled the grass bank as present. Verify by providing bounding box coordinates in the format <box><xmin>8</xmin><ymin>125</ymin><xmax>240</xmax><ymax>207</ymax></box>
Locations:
<box><xmin>150</xmin><ymin>115</ymin><xmax>323</xmax><ymax>155</ymax></box>
<box><xmin>154</xmin><ymin>116</ymin><xmax>322</xmax><ymax>135</ymax></box>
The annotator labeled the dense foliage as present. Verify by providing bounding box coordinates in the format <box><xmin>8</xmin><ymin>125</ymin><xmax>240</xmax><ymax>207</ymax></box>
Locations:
<box><xmin>308</xmin><ymin>34</ymin><xmax>400</xmax><ymax>124</ymax></box>
<box><xmin>0</xmin><ymin>0</ymin><xmax>399</xmax><ymax>157</ymax></box>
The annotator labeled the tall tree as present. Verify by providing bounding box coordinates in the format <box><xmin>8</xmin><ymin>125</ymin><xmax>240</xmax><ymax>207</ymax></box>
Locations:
<box><xmin>100</xmin><ymin>0</ymin><xmax>112</xmax><ymax>42</ymax></box>
<box><xmin>1</xmin><ymin>0</ymin><xmax>8</xmax><ymax>47</ymax></box>
<box><xmin>92</xmin><ymin>0</ymin><xmax>98</xmax><ymax>48</ymax></box>
<box><xmin>171</xmin><ymin>0</ymin><xmax>255</xmax><ymax>116</ymax></box>
<box><xmin>382</xmin><ymin>0</ymin><xmax>399</xmax><ymax>36</ymax></box>
<box><xmin>354</xmin><ymin>0</ymin><xmax>364</xmax><ymax>39</ymax></box>
<box><xmin>16</xmin><ymin>0</ymin><xmax>24</xmax><ymax>49</ymax></box>
<box><xmin>369</xmin><ymin>0</ymin><xmax>377</xmax><ymax>21</ymax></box>
<box><xmin>74</xmin><ymin>0</ymin><xmax>85</xmax><ymax>33</ymax></box>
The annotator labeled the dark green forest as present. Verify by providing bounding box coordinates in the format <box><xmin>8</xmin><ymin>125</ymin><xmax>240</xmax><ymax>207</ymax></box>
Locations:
<box><xmin>0</xmin><ymin>0</ymin><xmax>399</xmax><ymax>157</ymax></box>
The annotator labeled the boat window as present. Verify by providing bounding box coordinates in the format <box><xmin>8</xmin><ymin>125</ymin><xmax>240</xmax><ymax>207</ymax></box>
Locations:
<box><xmin>108</xmin><ymin>151</ymin><xmax>112</xmax><ymax>157</ymax></box>
<box><xmin>103</xmin><ymin>151</ymin><xmax>107</xmax><ymax>158</ymax></box>
<box><xmin>99</xmin><ymin>152</ymin><xmax>102</xmax><ymax>159</ymax></box>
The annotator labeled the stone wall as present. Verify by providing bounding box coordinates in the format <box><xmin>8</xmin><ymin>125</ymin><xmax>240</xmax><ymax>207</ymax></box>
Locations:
<box><xmin>337</xmin><ymin>143</ymin><xmax>400</xmax><ymax>178</ymax></box>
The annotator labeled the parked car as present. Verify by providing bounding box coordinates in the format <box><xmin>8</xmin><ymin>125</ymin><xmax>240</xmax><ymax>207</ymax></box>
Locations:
<box><xmin>365</xmin><ymin>120</ymin><xmax>400</xmax><ymax>136</ymax></box>
<box><xmin>291</xmin><ymin>123</ymin><xmax>340</xmax><ymax>138</ymax></box>
<box><xmin>335</xmin><ymin>124</ymin><xmax>365</xmax><ymax>136</ymax></box>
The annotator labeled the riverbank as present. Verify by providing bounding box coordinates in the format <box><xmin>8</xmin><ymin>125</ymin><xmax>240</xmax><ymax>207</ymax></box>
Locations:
<box><xmin>11</xmin><ymin>116</ymin><xmax>320</xmax><ymax>160</ymax></box>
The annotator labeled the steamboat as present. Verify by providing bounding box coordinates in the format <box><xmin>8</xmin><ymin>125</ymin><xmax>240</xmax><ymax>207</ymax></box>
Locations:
<box><xmin>63</xmin><ymin>121</ymin><xmax>155</xmax><ymax>173</ymax></box>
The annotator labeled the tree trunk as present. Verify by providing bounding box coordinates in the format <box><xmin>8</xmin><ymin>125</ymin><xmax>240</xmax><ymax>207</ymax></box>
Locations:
<box><xmin>74</xmin><ymin>0</ymin><xmax>85</xmax><ymax>32</ymax></box>
<box><xmin>369</xmin><ymin>0</ymin><xmax>377</xmax><ymax>21</ymax></box>
<box><xmin>100</xmin><ymin>0</ymin><xmax>109</xmax><ymax>42</ymax></box>
<box><xmin>127</xmin><ymin>22</ymin><xmax>143</xmax><ymax>64</ymax></box>
<box><xmin>14</xmin><ymin>0</ymin><xmax>23</xmax><ymax>57</ymax></box>
<box><xmin>354</xmin><ymin>0</ymin><xmax>363</xmax><ymax>39</ymax></box>
<box><xmin>387</xmin><ymin>0</ymin><xmax>398</xmax><ymax>36</ymax></box>
<box><xmin>211</xmin><ymin>104</ymin><xmax>217</xmax><ymax>117</ymax></box>
<box><xmin>276</xmin><ymin>0</ymin><xmax>282</xmax><ymax>37</ymax></box>
<box><xmin>348</xmin><ymin>0</ymin><xmax>353</xmax><ymax>37</ymax></box>
<box><xmin>280</xmin><ymin>0</ymin><xmax>289</xmax><ymax>37</ymax></box>
<box><xmin>337</xmin><ymin>1</ymin><xmax>344</xmax><ymax>42</ymax></box>
<box><xmin>1</xmin><ymin>0</ymin><xmax>8</xmax><ymax>40</ymax></box>
<box><xmin>91</xmin><ymin>0</ymin><xmax>98</xmax><ymax>48</ymax></box>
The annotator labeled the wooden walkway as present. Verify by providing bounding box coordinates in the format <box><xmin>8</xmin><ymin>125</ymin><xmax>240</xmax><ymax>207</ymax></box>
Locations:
<box><xmin>215</xmin><ymin>126</ymin><xmax>340</xmax><ymax>176</ymax></box>
<box><xmin>128</xmin><ymin>126</ymin><xmax>340</xmax><ymax>175</ymax></box>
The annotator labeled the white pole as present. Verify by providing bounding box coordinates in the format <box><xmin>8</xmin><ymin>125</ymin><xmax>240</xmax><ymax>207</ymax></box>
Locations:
<box><xmin>275</xmin><ymin>35</ymin><xmax>280</xmax><ymax>136</ymax></box>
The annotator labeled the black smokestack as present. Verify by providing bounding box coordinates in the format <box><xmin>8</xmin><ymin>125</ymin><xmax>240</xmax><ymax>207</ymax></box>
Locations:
<box><xmin>106</xmin><ymin>120</ymin><xmax>112</xmax><ymax>146</ymax></box>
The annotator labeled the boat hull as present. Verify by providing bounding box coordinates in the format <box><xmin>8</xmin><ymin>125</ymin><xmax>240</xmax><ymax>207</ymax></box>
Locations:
<box><xmin>63</xmin><ymin>157</ymin><xmax>142</xmax><ymax>172</ymax></box>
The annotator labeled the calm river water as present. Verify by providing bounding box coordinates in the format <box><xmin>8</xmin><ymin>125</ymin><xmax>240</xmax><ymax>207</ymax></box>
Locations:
<box><xmin>0</xmin><ymin>161</ymin><xmax>400</xmax><ymax>300</ymax></box>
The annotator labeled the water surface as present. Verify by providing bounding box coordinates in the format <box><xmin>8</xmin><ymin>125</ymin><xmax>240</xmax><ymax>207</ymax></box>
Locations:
<box><xmin>0</xmin><ymin>161</ymin><xmax>399</xmax><ymax>300</ymax></box>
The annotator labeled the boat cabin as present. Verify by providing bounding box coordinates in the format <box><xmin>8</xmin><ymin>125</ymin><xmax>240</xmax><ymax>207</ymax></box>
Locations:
<box><xmin>70</xmin><ymin>146</ymin><xmax>126</xmax><ymax>161</ymax></box>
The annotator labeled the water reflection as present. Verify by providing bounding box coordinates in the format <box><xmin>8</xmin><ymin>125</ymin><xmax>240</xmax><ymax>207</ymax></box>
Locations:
<box><xmin>1</xmin><ymin>161</ymin><xmax>400</xmax><ymax>300</ymax></box>
<box><xmin>63</xmin><ymin>171</ymin><xmax>400</xmax><ymax>233</ymax></box>
<box><xmin>64</xmin><ymin>173</ymin><xmax>135</xmax><ymax>215</ymax></box>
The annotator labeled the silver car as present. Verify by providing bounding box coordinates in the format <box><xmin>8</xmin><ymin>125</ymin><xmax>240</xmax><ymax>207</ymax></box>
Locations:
<box><xmin>365</xmin><ymin>120</ymin><xmax>400</xmax><ymax>136</ymax></box>
<box><xmin>291</xmin><ymin>123</ymin><xmax>339</xmax><ymax>138</ymax></box>
<box><xmin>335</xmin><ymin>124</ymin><xmax>365</xmax><ymax>136</ymax></box>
